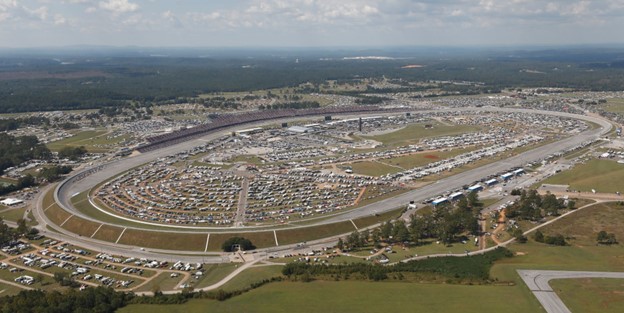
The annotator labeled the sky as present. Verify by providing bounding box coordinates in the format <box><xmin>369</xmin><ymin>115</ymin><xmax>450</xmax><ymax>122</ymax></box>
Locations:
<box><xmin>1</xmin><ymin>0</ymin><xmax>624</xmax><ymax>48</ymax></box>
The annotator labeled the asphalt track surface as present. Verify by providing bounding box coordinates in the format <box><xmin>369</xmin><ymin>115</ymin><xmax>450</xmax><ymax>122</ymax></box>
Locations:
<box><xmin>517</xmin><ymin>270</ymin><xmax>624</xmax><ymax>313</ymax></box>
<box><xmin>34</xmin><ymin>107</ymin><xmax>612</xmax><ymax>260</ymax></box>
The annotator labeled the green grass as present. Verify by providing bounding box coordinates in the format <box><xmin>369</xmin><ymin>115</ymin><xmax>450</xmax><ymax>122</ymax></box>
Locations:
<box><xmin>60</xmin><ymin>215</ymin><xmax>102</xmax><ymax>238</ymax></box>
<box><xmin>44</xmin><ymin>203</ymin><xmax>72</xmax><ymax>226</ymax></box>
<box><xmin>349</xmin><ymin>161</ymin><xmax>401</xmax><ymax>176</ymax></box>
<box><xmin>134</xmin><ymin>272</ymin><xmax>186</xmax><ymax>293</ymax></box>
<box><xmin>603</xmin><ymin>98</ymin><xmax>624</xmax><ymax>114</ymax></box>
<box><xmin>0</xmin><ymin>282</ymin><xmax>25</xmax><ymax>296</ymax></box>
<box><xmin>192</xmin><ymin>263</ymin><xmax>239</xmax><ymax>289</ymax></box>
<box><xmin>351</xmin><ymin>207</ymin><xmax>403</xmax><ymax>229</ymax></box>
<box><xmin>0</xmin><ymin>207</ymin><xmax>26</xmax><ymax>223</ymax></box>
<box><xmin>46</xmin><ymin>130</ymin><xmax>107</xmax><ymax>152</ymax></box>
<box><xmin>551</xmin><ymin>278</ymin><xmax>624</xmax><ymax>313</ymax></box>
<box><xmin>220</xmin><ymin>265</ymin><xmax>283</xmax><ymax>292</ymax></box>
<box><xmin>541</xmin><ymin>159</ymin><xmax>624</xmax><ymax>193</ymax></box>
<box><xmin>119</xmin><ymin>281</ymin><xmax>540</xmax><ymax>313</ymax></box>
<box><xmin>276</xmin><ymin>221</ymin><xmax>356</xmax><ymax>245</ymax></box>
<box><xmin>118</xmin><ymin>229</ymin><xmax>207</xmax><ymax>251</ymax></box>
<box><xmin>384</xmin><ymin>147</ymin><xmax>478</xmax><ymax>169</ymax></box>
<box><xmin>362</xmin><ymin>123</ymin><xmax>481</xmax><ymax>147</ymax></box>
<box><xmin>91</xmin><ymin>224</ymin><xmax>124</xmax><ymax>242</ymax></box>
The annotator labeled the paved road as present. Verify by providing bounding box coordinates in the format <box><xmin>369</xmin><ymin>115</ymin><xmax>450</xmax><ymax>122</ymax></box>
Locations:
<box><xmin>517</xmin><ymin>270</ymin><xmax>624</xmax><ymax>313</ymax></box>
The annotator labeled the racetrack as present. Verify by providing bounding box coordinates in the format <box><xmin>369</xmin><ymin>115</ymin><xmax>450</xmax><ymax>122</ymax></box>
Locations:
<box><xmin>35</xmin><ymin>106</ymin><xmax>612</xmax><ymax>259</ymax></box>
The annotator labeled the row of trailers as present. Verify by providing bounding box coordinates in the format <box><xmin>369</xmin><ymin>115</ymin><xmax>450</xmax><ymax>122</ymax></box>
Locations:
<box><xmin>430</xmin><ymin>168</ymin><xmax>525</xmax><ymax>206</ymax></box>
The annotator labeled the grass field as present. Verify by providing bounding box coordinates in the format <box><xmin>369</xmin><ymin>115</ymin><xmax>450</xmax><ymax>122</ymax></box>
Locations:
<box><xmin>60</xmin><ymin>215</ymin><xmax>103</xmax><ymax>238</ymax></box>
<box><xmin>119</xmin><ymin>281</ymin><xmax>541</xmax><ymax>313</ymax></box>
<box><xmin>122</xmin><ymin>200</ymin><xmax>624</xmax><ymax>313</ymax></box>
<box><xmin>220</xmin><ymin>265</ymin><xmax>283</xmax><ymax>292</ymax></box>
<box><xmin>349</xmin><ymin>161</ymin><xmax>401</xmax><ymax>176</ymax></box>
<box><xmin>351</xmin><ymin>207</ymin><xmax>403</xmax><ymax>229</ymax></box>
<box><xmin>117</xmin><ymin>229</ymin><xmax>206</xmax><ymax>251</ymax></box>
<box><xmin>91</xmin><ymin>224</ymin><xmax>124</xmax><ymax>242</ymax></box>
<box><xmin>192</xmin><ymin>263</ymin><xmax>239</xmax><ymax>289</ymax></box>
<box><xmin>44</xmin><ymin>203</ymin><xmax>72</xmax><ymax>226</ymax></box>
<box><xmin>0</xmin><ymin>283</ymin><xmax>24</xmax><ymax>296</ymax></box>
<box><xmin>363</xmin><ymin>123</ymin><xmax>481</xmax><ymax>147</ymax></box>
<box><xmin>551</xmin><ymin>278</ymin><xmax>624</xmax><ymax>313</ymax></box>
<box><xmin>275</xmin><ymin>221</ymin><xmax>356</xmax><ymax>245</ymax></box>
<box><xmin>384</xmin><ymin>147</ymin><xmax>478</xmax><ymax>170</ymax></box>
<box><xmin>47</xmin><ymin>130</ymin><xmax>107</xmax><ymax>152</ymax></box>
<box><xmin>134</xmin><ymin>272</ymin><xmax>186</xmax><ymax>293</ymax></box>
<box><xmin>0</xmin><ymin>207</ymin><xmax>26</xmax><ymax>223</ymax></box>
<box><xmin>541</xmin><ymin>159</ymin><xmax>624</xmax><ymax>193</ymax></box>
<box><xmin>603</xmin><ymin>98</ymin><xmax>624</xmax><ymax>114</ymax></box>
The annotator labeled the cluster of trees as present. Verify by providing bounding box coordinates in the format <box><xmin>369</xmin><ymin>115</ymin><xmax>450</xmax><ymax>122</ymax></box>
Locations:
<box><xmin>338</xmin><ymin>192</ymin><xmax>482</xmax><ymax>250</ymax></box>
<box><xmin>57</xmin><ymin>146</ymin><xmax>88</xmax><ymax>161</ymax></box>
<box><xmin>534</xmin><ymin>230</ymin><xmax>567</xmax><ymax>246</ymax></box>
<box><xmin>0</xmin><ymin>287</ymin><xmax>134</xmax><ymax>313</ymax></box>
<box><xmin>506</xmin><ymin>190</ymin><xmax>568</xmax><ymax>220</ymax></box>
<box><xmin>410</xmin><ymin>193</ymin><xmax>482</xmax><ymax>244</ymax></box>
<box><xmin>282</xmin><ymin>247</ymin><xmax>512</xmax><ymax>283</ymax></box>
<box><xmin>3</xmin><ymin>52</ymin><xmax>624</xmax><ymax>113</ymax></box>
<box><xmin>221</xmin><ymin>237</ymin><xmax>255</xmax><ymax>252</ymax></box>
<box><xmin>0</xmin><ymin>174</ymin><xmax>36</xmax><ymax>196</ymax></box>
<box><xmin>0</xmin><ymin>218</ymin><xmax>39</xmax><ymax>247</ymax></box>
<box><xmin>38</xmin><ymin>165</ymin><xmax>73</xmax><ymax>182</ymax></box>
<box><xmin>596</xmin><ymin>230</ymin><xmax>618</xmax><ymax>245</ymax></box>
<box><xmin>0</xmin><ymin>133</ymin><xmax>51</xmax><ymax>175</ymax></box>
<box><xmin>0</xmin><ymin>116</ymin><xmax>50</xmax><ymax>131</ymax></box>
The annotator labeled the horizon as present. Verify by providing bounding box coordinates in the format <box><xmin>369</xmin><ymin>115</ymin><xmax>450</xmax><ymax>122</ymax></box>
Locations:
<box><xmin>1</xmin><ymin>1</ymin><xmax>624</xmax><ymax>48</ymax></box>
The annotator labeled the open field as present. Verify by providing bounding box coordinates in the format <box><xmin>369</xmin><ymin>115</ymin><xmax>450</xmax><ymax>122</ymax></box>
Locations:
<box><xmin>362</xmin><ymin>123</ymin><xmax>481</xmax><ymax>147</ymax></box>
<box><xmin>351</xmin><ymin>207</ymin><xmax>403</xmax><ymax>229</ymax></box>
<box><xmin>192</xmin><ymin>263</ymin><xmax>239</xmax><ymax>289</ymax></box>
<box><xmin>134</xmin><ymin>272</ymin><xmax>186</xmax><ymax>293</ymax></box>
<box><xmin>0</xmin><ymin>283</ymin><xmax>24</xmax><ymax>296</ymax></box>
<box><xmin>551</xmin><ymin>278</ymin><xmax>624</xmax><ymax>313</ymax></box>
<box><xmin>220</xmin><ymin>265</ymin><xmax>283</xmax><ymax>292</ymax></box>
<box><xmin>275</xmin><ymin>221</ymin><xmax>356</xmax><ymax>245</ymax></box>
<box><xmin>349</xmin><ymin>161</ymin><xmax>401</xmax><ymax>176</ymax></box>
<box><xmin>91</xmin><ymin>224</ymin><xmax>124</xmax><ymax>242</ymax></box>
<box><xmin>603</xmin><ymin>98</ymin><xmax>624</xmax><ymax>114</ymax></box>
<box><xmin>117</xmin><ymin>229</ymin><xmax>206</xmax><ymax>251</ymax></box>
<box><xmin>541</xmin><ymin>159</ymin><xmax>624</xmax><ymax>193</ymax></box>
<box><xmin>0</xmin><ymin>207</ymin><xmax>26</xmax><ymax>223</ymax></box>
<box><xmin>491</xmin><ymin>203</ymin><xmax>624</xmax><ymax>284</ymax></box>
<box><xmin>44</xmin><ymin>203</ymin><xmax>73</xmax><ymax>226</ymax></box>
<box><xmin>384</xmin><ymin>147</ymin><xmax>478</xmax><ymax>170</ymax></box>
<box><xmin>119</xmin><ymin>281</ymin><xmax>541</xmax><ymax>313</ymax></box>
<box><xmin>60</xmin><ymin>215</ymin><xmax>102</xmax><ymax>238</ymax></box>
<box><xmin>46</xmin><ymin>130</ymin><xmax>107</xmax><ymax>152</ymax></box>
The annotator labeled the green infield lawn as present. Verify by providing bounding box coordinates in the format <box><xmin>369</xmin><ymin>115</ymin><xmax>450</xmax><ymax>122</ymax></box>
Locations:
<box><xmin>541</xmin><ymin>159</ymin><xmax>624</xmax><ymax>193</ymax></box>
<box><xmin>551</xmin><ymin>278</ymin><xmax>624</xmax><ymax>313</ymax></box>
<box><xmin>362</xmin><ymin>123</ymin><xmax>481</xmax><ymax>147</ymax></box>
<box><xmin>119</xmin><ymin>280</ymin><xmax>540</xmax><ymax>313</ymax></box>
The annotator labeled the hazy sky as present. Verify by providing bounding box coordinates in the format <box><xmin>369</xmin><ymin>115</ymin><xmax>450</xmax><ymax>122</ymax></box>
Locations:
<box><xmin>1</xmin><ymin>0</ymin><xmax>623</xmax><ymax>47</ymax></box>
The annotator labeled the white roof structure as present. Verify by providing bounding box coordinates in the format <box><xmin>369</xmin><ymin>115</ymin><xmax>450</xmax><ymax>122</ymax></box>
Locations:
<box><xmin>432</xmin><ymin>197</ymin><xmax>448</xmax><ymax>205</ymax></box>
<box><xmin>0</xmin><ymin>198</ymin><xmax>23</xmax><ymax>206</ymax></box>
<box><xmin>287</xmin><ymin>126</ymin><xmax>310</xmax><ymax>133</ymax></box>
<box><xmin>468</xmin><ymin>184</ymin><xmax>483</xmax><ymax>191</ymax></box>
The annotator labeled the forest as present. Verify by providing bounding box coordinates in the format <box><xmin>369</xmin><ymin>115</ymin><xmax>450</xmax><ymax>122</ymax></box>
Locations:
<box><xmin>2</xmin><ymin>47</ymin><xmax>624</xmax><ymax>113</ymax></box>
